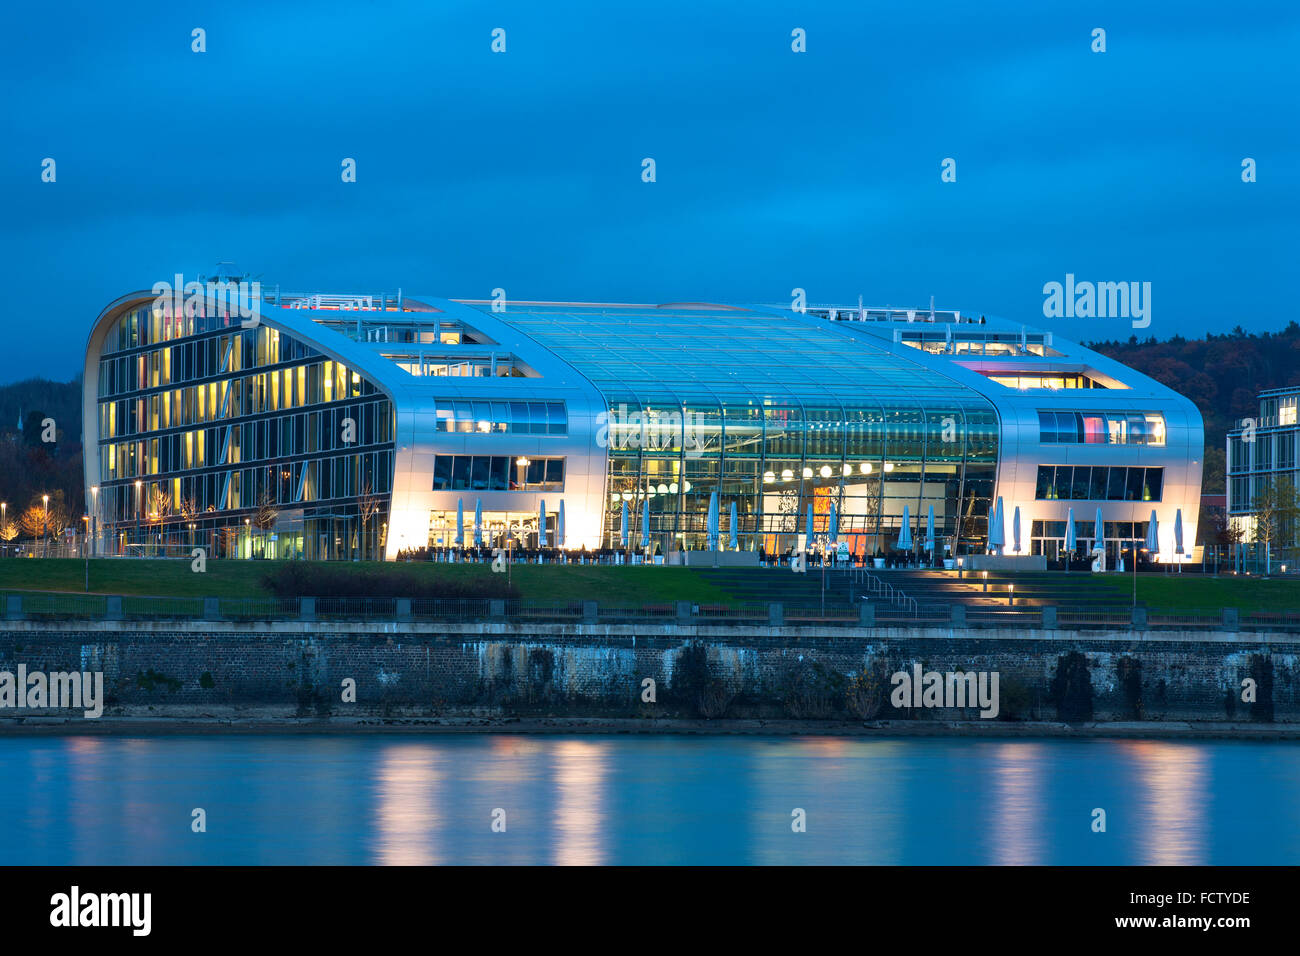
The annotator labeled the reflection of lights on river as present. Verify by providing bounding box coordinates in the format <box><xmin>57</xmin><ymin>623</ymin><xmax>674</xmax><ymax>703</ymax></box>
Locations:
<box><xmin>552</xmin><ymin>740</ymin><xmax>608</xmax><ymax>866</ymax></box>
<box><xmin>1123</xmin><ymin>741</ymin><xmax>1208</xmax><ymax>866</ymax></box>
<box><xmin>990</xmin><ymin>742</ymin><xmax>1045</xmax><ymax>865</ymax></box>
<box><xmin>374</xmin><ymin>745</ymin><xmax>441</xmax><ymax>865</ymax></box>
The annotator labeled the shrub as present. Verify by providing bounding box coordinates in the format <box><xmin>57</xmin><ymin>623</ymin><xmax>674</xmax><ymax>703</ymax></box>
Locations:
<box><xmin>1117</xmin><ymin>656</ymin><xmax>1143</xmax><ymax>719</ymax></box>
<box><xmin>844</xmin><ymin>660</ymin><xmax>887</xmax><ymax>720</ymax></box>
<box><xmin>1249</xmin><ymin>654</ymin><xmax>1274</xmax><ymax>722</ymax></box>
<box><xmin>264</xmin><ymin>562</ymin><xmax>519</xmax><ymax>600</ymax></box>
<box><xmin>135</xmin><ymin>669</ymin><xmax>182</xmax><ymax>693</ymax></box>
<box><xmin>783</xmin><ymin>661</ymin><xmax>845</xmax><ymax>719</ymax></box>
<box><xmin>670</xmin><ymin>643</ymin><xmax>735</xmax><ymax>719</ymax></box>
<box><xmin>1050</xmin><ymin>651</ymin><xmax>1093</xmax><ymax>722</ymax></box>
<box><xmin>997</xmin><ymin>675</ymin><xmax>1035</xmax><ymax>721</ymax></box>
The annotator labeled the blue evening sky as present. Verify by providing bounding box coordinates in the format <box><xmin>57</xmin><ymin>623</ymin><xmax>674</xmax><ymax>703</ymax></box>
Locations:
<box><xmin>1</xmin><ymin>0</ymin><xmax>1296</xmax><ymax>382</ymax></box>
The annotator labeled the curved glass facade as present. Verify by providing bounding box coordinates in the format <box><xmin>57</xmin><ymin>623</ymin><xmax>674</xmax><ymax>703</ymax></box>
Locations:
<box><xmin>462</xmin><ymin>304</ymin><xmax>1000</xmax><ymax>555</ymax></box>
<box><xmin>94</xmin><ymin>304</ymin><xmax>394</xmax><ymax>558</ymax></box>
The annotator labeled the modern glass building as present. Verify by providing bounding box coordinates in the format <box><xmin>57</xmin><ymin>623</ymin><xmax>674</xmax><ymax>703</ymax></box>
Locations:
<box><xmin>1226</xmin><ymin>386</ymin><xmax>1300</xmax><ymax>541</ymax></box>
<box><xmin>83</xmin><ymin>278</ymin><xmax>1204</xmax><ymax>563</ymax></box>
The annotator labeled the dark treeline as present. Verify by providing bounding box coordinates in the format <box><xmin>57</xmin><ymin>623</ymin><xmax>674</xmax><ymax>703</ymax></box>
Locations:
<box><xmin>1090</xmin><ymin>322</ymin><xmax>1300</xmax><ymax>493</ymax></box>
<box><xmin>0</xmin><ymin>377</ymin><xmax>84</xmax><ymax>534</ymax></box>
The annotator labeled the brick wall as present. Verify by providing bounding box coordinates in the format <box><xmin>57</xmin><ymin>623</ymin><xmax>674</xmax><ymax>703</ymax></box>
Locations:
<box><xmin>0</xmin><ymin>620</ymin><xmax>1293</xmax><ymax>722</ymax></box>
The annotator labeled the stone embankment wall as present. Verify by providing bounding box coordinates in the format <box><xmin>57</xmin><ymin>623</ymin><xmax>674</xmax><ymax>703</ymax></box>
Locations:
<box><xmin>0</xmin><ymin>620</ymin><xmax>1292</xmax><ymax>723</ymax></box>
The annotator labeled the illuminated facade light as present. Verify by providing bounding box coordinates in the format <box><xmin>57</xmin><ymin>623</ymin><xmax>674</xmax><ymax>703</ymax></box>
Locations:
<box><xmin>83</xmin><ymin>291</ymin><xmax>1203</xmax><ymax>558</ymax></box>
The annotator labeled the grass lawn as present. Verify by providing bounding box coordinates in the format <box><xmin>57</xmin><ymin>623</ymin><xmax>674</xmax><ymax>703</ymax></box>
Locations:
<box><xmin>0</xmin><ymin>558</ymin><xmax>736</xmax><ymax>605</ymax></box>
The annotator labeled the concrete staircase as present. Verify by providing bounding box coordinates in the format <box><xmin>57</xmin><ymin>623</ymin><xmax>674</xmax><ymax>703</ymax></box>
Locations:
<box><xmin>694</xmin><ymin>567</ymin><xmax>1124</xmax><ymax>622</ymax></box>
<box><xmin>693</xmin><ymin>567</ymin><xmax>857</xmax><ymax>609</ymax></box>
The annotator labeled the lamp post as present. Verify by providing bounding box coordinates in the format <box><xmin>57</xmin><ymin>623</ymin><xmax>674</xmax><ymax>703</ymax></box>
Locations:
<box><xmin>82</xmin><ymin>515</ymin><xmax>90</xmax><ymax>591</ymax></box>
<box><xmin>816</xmin><ymin>533</ymin><xmax>828</xmax><ymax>617</ymax></box>
<box><xmin>134</xmin><ymin>480</ymin><xmax>142</xmax><ymax>554</ymax></box>
<box><xmin>42</xmin><ymin>493</ymin><xmax>49</xmax><ymax>558</ymax></box>
<box><xmin>1132</xmin><ymin>542</ymin><xmax>1146</xmax><ymax>609</ymax></box>
<box><xmin>90</xmin><ymin>485</ymin><xmax>98</xmax><ymax>558</ymax></box>
<box><xmin>1</xmin><ymin>502</ymin><xmax>6</xmax><ymax>558</ymax></box>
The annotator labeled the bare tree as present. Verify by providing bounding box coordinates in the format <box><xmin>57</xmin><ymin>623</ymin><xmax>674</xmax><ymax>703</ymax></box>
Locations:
<box><xmin>357</xmin><ymin>478</ymin><xmax>380</xmax><ymax>560</ymax></box>
<box><xmin>1253</xmin><ymin>476</ymin><xmax>1300</xmax><ymax>551</ymax></box>
<box><xmin>253</xmin><ymin>489</ymin><xmax>277</xmax><ymax>531</ymax></box>
<box><xmin>19</xmin><ymin>492</ymin><xmax>70</xmax><ymax>543</ymax></box>
<box><xmin>179</xmin><ymin>496</ymin><xmax>198</xmax><ymax>548</ymax></box>
<box><xmin>18</xmin><ymin>505</ymin><xmax>46</xmax><ymax>539</ymax></box>
<box><xmin>217</xmin><ymin>525</ymin><xmax>241</xmax><ymax>559</ymax></box>
<box><xmin>145</xmin><ymin>486</ymin><xmax>171</xmax><ymax>550</ymax></box>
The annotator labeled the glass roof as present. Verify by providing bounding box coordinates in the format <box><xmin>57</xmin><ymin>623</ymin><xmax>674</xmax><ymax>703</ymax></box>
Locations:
<box><xmin>461</xmin><ymin>303</ymin><xmax>988</xmax><ymax>410</ymax></box>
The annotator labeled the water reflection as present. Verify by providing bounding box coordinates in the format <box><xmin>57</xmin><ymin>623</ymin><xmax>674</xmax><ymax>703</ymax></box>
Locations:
<box><xmin>0</xmin><ymin>735</ymin><xmax>1294</xmax><ymax>865</ymax></box>
<box><xmin>989</xmin><ymin>742</ymin><xmax>1045</xmax><ymax>866</ymax></box>
<box><xmin>373</xmin><ymin>744</ymin><xmax>442</xmax><ymax>865</ymax></box>
<box><xmin>1123</xmin><ymin>741</ymin><xmax>1208</xmax><ymax>866</ymax></box>
<box><xmin>551</xmin><ymin>740</ymin><xmax>608</xmax><ymax>866</ymax></box>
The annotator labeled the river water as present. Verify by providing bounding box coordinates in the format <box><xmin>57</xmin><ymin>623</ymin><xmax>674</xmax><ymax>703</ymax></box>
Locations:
<box><xmin>1</xmin><ymin>735</ymin><xmax>1295</xmax><ymax>865</ymax></box>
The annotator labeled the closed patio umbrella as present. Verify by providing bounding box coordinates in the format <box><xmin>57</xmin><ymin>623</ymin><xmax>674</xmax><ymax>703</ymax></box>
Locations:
<box><xmin>1012</xmin><ymin>505</ymin><xmax>1021</xmax><ymax>554</ymax></box>
<box><xmin>897</xmin><ymin>505</ymin><xmax>912</xmax><ymax>551</ymax></box>
<box><xmin>557</xmin><ymin>500</ymin><xmax>565</xmax><ymax>548</ymax></box>
<box><xmin>537</xmin><ymin>500</ymin><xmax>547</xmax><ymax>547</ymax></box>
<box><xmin>1174</xmin><ymin>508</ymin><xmax>1184</xmax><ymax>573</ymax></box>
<box><xmin>987</xmin><ymin>497</ymin><xmax>1005</xmax><ymax>554</ymax></box>
<box><xmin>804</xmin><ymin>503</ymin><xmax>814</xmax><ymax>546</ymax></box>
<box><xmin>455</xmin><ymin>498</ymin><xmax>464</xmax><ymax>547</ymax></box>
<box><xmin>828</xmin><ymin>502</ymin><xmax>838</xmax><ymax>545</ymax></box>
<box><xmin>473</xmin><ymin>498</ymin><xmax>483</xmax><ymax>548</ymax></box>
<box><xmin>620</xmin><ymin>500</ymin><xmax>628</xmax><ymax>548</ymax></box>
<box><xmin>1146</xmin><ymin>509</ymin><xmax>1159</xmax><ymax>553</ymax></box>
<box><xmin>707</xmin><ymin>490</ymin><xmax>719</xmax><ymax>551</ymax></box>
<box><xmin>641</xmin><ymin>497</ymin><xmax>650</xmax><ymax>550</ymax></box>
<box><xmin>1064</xmin><ymin>506</ymin><xmax>1076</xmax><ymax>572</ymax></box>
<box><xmin>924</xmin><ymin>504</ymin><xmax>935</xmax><ymax>554</ymax></box>
<box><xmin>728</xmin><ymin>501</ymin><xmax>738</xmax><ymax>550</ymax></box>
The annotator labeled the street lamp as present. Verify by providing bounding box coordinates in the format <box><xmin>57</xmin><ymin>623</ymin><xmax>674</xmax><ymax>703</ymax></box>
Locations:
<box><xmin>134</xmin><ymin>480</ymin><xmax>143</xmax><ymax>553</ymax></box>
<box><xmin>1132</xmin><ymin>541</ymin><xmax>1146</xmax><ymax>609</ymax></box>
<box><xmin>90</xmin><ymin>486</ymin><xmax>98</xmax><ymax>558</ymax></box>
<box><xmin>42</xmin><ymin>493</ymin><xmax>49</xmax><ymax>558</ymax></box>
<box><xmin>1</xmin><ymin>502</ymin><xmax>6</xmax><ymax>558</ymax></box>
<box><xmin>82</xmin><ymin>515</ymin><xmax>91</xmax><ymax>590</ymax></box>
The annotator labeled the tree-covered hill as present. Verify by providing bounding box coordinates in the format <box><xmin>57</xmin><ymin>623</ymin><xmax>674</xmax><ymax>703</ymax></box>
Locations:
<box><xmin>1090</xmin><ymin>322</ymin><xmax>1300</xmax><ymax>493</ymax></box>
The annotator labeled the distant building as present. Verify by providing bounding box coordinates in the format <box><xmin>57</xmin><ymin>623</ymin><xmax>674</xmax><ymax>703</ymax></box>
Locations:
<box><xmin>83</xmin><ymin>283</ymin><xmax>1204</xmax><ymax>561</ymax></box>
<box><xmin>1226</xmin><ymin>386</ymin><xmax>1300</xmax><ymax>540</ymax></box>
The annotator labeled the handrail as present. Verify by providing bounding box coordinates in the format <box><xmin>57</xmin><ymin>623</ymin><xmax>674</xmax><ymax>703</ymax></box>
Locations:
<box><xmin>854</xmin><ymin>571</ymin><xmax>920</xmax><ymax>616</ymax></box>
